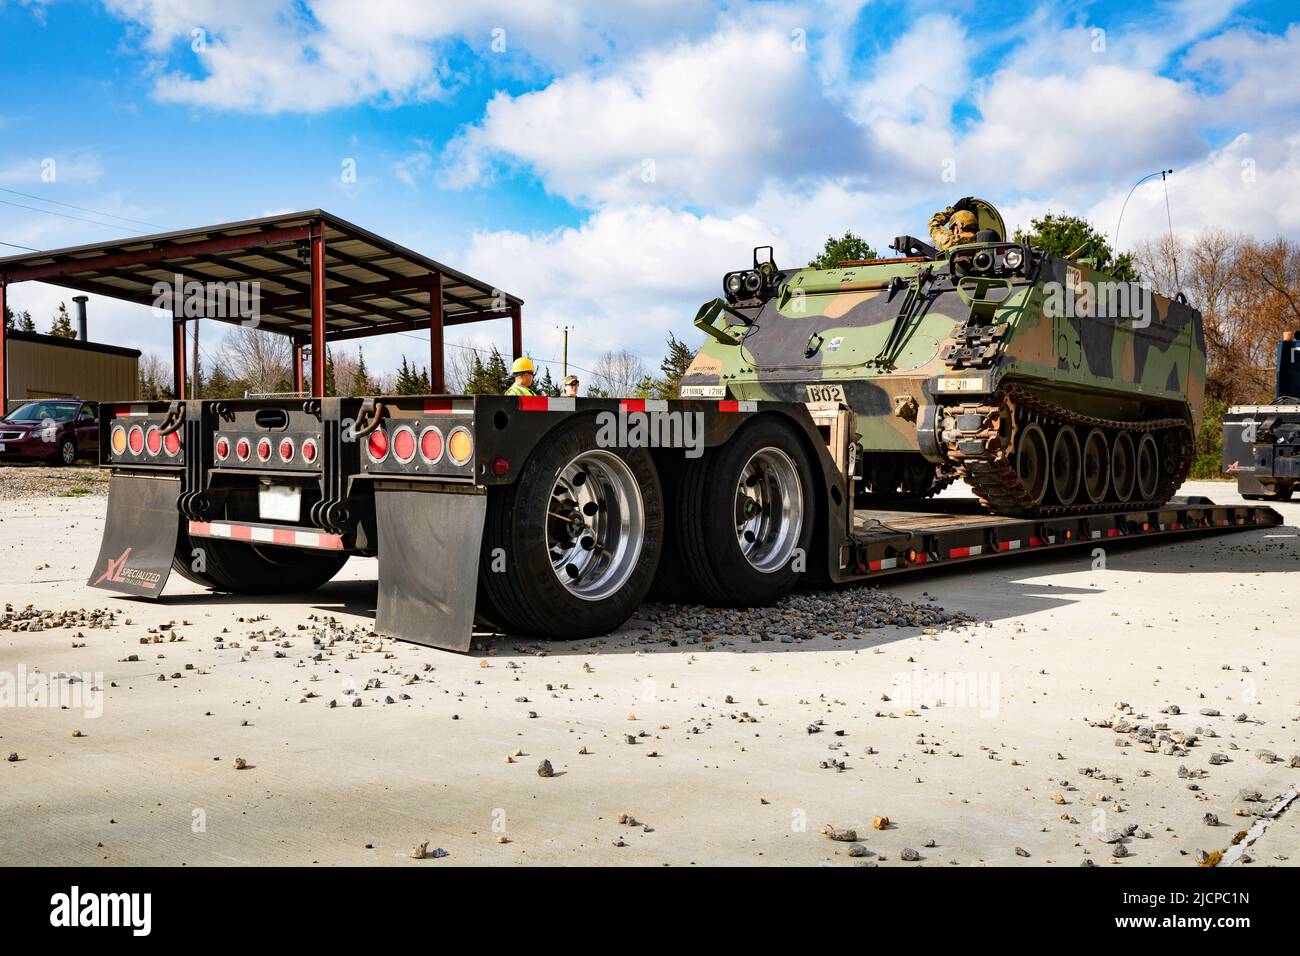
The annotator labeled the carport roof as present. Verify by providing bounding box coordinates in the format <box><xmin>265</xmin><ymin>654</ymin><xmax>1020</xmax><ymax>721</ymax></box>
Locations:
<box><xmin>0</xmin><ymin>210</ymin><xmax>522</xmax><ymax>343</ymax></box>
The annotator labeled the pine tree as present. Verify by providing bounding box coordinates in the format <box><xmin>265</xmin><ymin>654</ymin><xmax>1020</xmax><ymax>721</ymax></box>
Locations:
<box><xmin>484</xmin><ymin>346</ymin><xmax>512</xmax><ymax>394</ymax></box>
<box><xmin>349</xmin><ymin>347</ymin><xmax>371</xmax><ymax>396</ymax></box>
<box><xmin>49</xmin><ymin>301</ymin><xmax>76</xmax><ymax>338</ymax></box>
<box><xmin>395</xmin><ymin>356</ymin><xmax>416</xmax><ymax>394</ymax></box>
<box><xmin>20</xmin><ymin>310</ymin><xmax>34</xmax><ymax>332</ymax></box>
<box><xmin>657</xmin><ymin>332</ymin><xmax>696</xmax><ymax>399</ymax></box>
<box><xmin>415</xmin><ymin>366</ymin><xmax>431</xmax><ymax>393</ymax></box>
<box><xmin>324</xmin><ymin>348</ymin><xmax>337</xmax><ymax>397</ymax></box>
<box><xmin>537</xmin><ymin>367</ymin><xmax>559</xmax><ymax>397</ymax></box>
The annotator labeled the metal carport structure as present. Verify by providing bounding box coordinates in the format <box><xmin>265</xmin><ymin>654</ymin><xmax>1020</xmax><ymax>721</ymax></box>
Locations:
<box><xmin>0</xmin><ymin>210</ymin><xmax>524</xmax><ymax>408</ymax></box>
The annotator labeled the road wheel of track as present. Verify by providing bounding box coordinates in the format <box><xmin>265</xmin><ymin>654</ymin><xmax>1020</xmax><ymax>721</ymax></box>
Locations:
<box><xmin>1081</xmin><ymin>428</ymin><xmax>1109</xmax><ymax>504</ymax></box>
<box><xmin>1136</xmin><ymin>433</ymin><xmax>1160</xmax><ymax>500</ymax></box>
<box><xmin>676</xmin><ymin>417</ymin><xmax>815</xmax><ymax>607</ymax></box>
<box><xmin>1013</xmin><ymin>422</ymin><xmax>1050</xmax><ymax>506</ymax></box>
<box><xmin>1049</xmin><ymin>426</ymin><xmax>1082</xmax><ymax>506</ymax></box>
<box><xmin>1111</xmin><ymin>431</ymin><xmax>1136</xmax><ymax>503</ymax></box>
<box><xmin>478</xmin><ymin>417</ymin><xmax>664</xmax><ymax>638</ymax></box>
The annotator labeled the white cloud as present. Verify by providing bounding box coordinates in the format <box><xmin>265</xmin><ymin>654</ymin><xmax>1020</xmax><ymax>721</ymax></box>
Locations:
<box><xmin>442</xmin><ymin>17</ymin><xmax>867</xmax><ymax>208</ymax></box>
<box><xmin>102</xmin><ymin>0</ymin><xmax>719</xmax><ymax>114</ymax></box>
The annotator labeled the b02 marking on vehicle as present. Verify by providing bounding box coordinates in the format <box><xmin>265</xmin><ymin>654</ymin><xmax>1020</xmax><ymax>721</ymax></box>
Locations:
<box><xmin>806</xmin><ymin>384</ymin><xmax>845</xmax><ymax>403</ymax></box>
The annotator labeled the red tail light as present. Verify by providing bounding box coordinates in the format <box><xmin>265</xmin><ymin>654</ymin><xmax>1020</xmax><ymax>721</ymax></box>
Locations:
<box><xmin>367</xmin><ymin>429</ymin><xmax>389</xmax><ymax>463</ymax></box>
<box><xmin>256</xmin><ymin>438</ymin><xmax>272</xmax><ymax>462</ymax></box>
<box><xmin>419</xmin><ymin>427</ymin><xmax>443</xmax><ymax>464</ymax></box>
<box><xmin>127</xmin><ymin>425</ymin><xmax>144</xmax><ymax>455</ymax></box>
<box><xmin>145</xmin><ymin>427</ymin><xmax>163</xmax><ymax>456</ymax></box>
<box><xmin>215</xmin><ymin>436</ymin><xmax>230</xmax><ymax>460</ymax></box>
<box><xmin>301</xmin><ymin>439</ymin><xmax>318</xmax><ymax>463</ymax></box>
<box><xmin>163</xmin><ymin>430</ymin><xmax>181</xmax><ymax>457</ymax></box>
<box><xmin>491</xmin><ymin>457</ymin><xmax>510</xmax><ymax>475</ymax></box>
<box><xmin>236</xmin><ymin>437</ymin><xmax>251</xmax><ymax>462</ymax></box>
<box><xmin>278</xmin><ymin>438</ymin><xmax>295</xmax><ymax>463</ymax></box>
<box><xmin>392</xmin><ymin>426</ymin><xmax>416</xmax><ymax>464</ymax></box>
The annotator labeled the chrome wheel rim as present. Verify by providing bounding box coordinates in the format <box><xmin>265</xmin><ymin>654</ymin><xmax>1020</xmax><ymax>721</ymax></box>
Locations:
<box><xmin>734</xmin><ymin>447</ymin><xmax>803</xmax><ymax>572</ymax></box>
<box><xmin>62</xmin><ymin>441</ymin><xmax>75</xmax><ymax>464</ymax></box>
<box><xmin>545</xmin><ymin>450</ymin><xmax>644</xmax><ymax>601</ymax></box>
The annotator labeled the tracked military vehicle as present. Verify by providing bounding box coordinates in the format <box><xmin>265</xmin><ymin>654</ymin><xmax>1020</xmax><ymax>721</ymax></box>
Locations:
<box><xmin>681</xmin><ymin>199</ymin><xmax>1206</xmax><ymax>517</ymax></box>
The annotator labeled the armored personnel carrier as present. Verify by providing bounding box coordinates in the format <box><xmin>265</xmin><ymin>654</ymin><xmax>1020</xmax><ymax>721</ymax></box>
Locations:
<box><xmin>680</xmin><ymin>199</ymin><xmax>1205</xmax><ymax>517</ymax></box>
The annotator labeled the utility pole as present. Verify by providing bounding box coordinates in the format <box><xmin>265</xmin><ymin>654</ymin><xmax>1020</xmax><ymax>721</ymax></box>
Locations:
<box><xmin>557</xmin><ymin>324</ymin><xmax>572</xmax><ymax>378</ymax></box>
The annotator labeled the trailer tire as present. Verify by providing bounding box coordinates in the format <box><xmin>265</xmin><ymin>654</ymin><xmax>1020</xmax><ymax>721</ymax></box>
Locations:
<box><xmin>478</xmin><ymin>418</ymin><xmax>664</xmax><ymax>638</ymax></box>
<box><xmin>675</xmin><ymin>416</ymin><xmax>815</xmax><ymax>607</ymax></box>
<box><xmin>169</xmin><ymin>524</ymin><xmax>238</xmax><ymax>591</ymax></box>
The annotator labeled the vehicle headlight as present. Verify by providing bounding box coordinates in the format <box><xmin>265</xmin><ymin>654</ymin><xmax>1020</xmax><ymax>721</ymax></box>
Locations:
<box><xmin>1003</xmin><ymin>248</ymin><xmax>1024</xmax><ymax>271</ymax></box>
<box><xmin>725</xmin><ymin>273</ymin><xmax>744</xmax><ymax>296</ymax></box>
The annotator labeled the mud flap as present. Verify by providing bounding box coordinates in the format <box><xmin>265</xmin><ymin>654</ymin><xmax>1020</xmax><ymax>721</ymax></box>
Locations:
<box><xmin>87</xmin><ymin>474</ymin><xmax>183</xmax><ymax>597</ymax></box>
<box><xmin>374</xmin><ymin>487</ymin><xmax>487</xmax><ymax>652</ymax></box>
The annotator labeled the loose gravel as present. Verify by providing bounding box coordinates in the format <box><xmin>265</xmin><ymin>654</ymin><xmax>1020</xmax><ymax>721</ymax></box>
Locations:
<box><xmin>0</xmin><ymin>464</ymin><xmax>108</xmax><ymax>500</ymax></box>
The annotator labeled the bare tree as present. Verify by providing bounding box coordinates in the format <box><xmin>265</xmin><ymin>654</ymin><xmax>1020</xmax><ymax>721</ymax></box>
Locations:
<box><xmin>445</xmin><ymin>339</ymin><xmax>479</xmax><ymax>394</ymax></box>
<box><xmin>590</xmin><ymin>348</ymin><xmax>648</xmax><ymax>397</ymax></box>
<box><xmin>221</xmin><ymin>325</ymin><xmax>293</xmax><ymax>395</ymax></box>
<box><xmin>138</xmin><ymin>351</ymin><xmax>172</xmax><ymax>399</ymax></box>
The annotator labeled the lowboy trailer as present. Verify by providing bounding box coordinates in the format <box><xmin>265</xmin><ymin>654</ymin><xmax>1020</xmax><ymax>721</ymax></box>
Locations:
<box><xmin>87</xmin><ymin>394</ymin><xmax>1282</xmax><ymax>652</ymax></box>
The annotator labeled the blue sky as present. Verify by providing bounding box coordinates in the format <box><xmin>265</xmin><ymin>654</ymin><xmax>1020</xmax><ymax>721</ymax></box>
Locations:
<box><xmin>1</xmin><ymin>0</ymin><xmax>1297</xmax><ymax>384</ymax></box>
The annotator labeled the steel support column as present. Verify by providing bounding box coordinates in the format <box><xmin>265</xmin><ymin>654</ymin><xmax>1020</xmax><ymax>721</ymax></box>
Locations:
<box><xmin>430</xmin><ymin>272</ymin><xmax>445</xmax><ymax>394</ymax></box>
<box><xmin>172</xmin><ymin>313</ymin><xmax>188</xmax><ymax>400</ymax></box>
<box><xmin>511</xmin><ymin>305</ymin><xmax>522</xmax><ymax>359</ymax></box>
<box><xmin>293</xmin><ymin>341</ymin><xmax>305</xmax><ymax>395</ymax></box>
<box><xmin>0</xmin><ymin>277</ymin><xmax>7</xmax><ymax>414</ymax></box>
<box><xmin>310</xmin><ymin>221</ymin><xmax>326</xmax><ymax>398</ymax></box>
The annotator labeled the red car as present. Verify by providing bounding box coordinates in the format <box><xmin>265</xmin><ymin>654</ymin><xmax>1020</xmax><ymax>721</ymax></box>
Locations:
<box><xmin>0</xmin><ymin>399</ymin><xmax>100</xmax><ymax>465</ymax></box>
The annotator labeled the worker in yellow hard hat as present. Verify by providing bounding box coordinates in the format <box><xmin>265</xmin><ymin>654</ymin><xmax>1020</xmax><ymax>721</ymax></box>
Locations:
<box><xmin>505</xmin><ymin>356</ymin><xmax>538</xmax><ymax>397</ymax></box>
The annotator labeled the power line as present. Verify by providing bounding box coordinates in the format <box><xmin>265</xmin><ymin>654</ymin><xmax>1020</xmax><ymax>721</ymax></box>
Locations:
<box><xmin>0</xmin><ymin>197</ymin><xmax>148</xmax><ymax>235</ymax></box>
<box><xmin>0</xmin><ymin>238</ymin><xmax>40</xmax><ymax>251</ymax></box>
<box><xmin>0</xmin><ymin>187</ymin><xmax>165</xmax><ymax>231</ymax></box>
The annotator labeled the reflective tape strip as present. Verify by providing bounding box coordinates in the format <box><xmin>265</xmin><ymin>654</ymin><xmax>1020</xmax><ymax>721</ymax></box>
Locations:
<box><xmin>997</xmin><ymin>540</ymin><xmax>1021</xmax><ymax>551</ymax></box>
<box><xmin>113</xmin><ymin>404</ymin><xmax>149</xmax><ymax>417</ymax></box>
<box><xmin>422</xmin><ymin>399</ymin><xmax>472</xmax><ymax>414</ymax></box>
<box><xmin>868</xmin><ymin>556</ymin><xmax>898</xmax><ymax>571</ymax></box>
<box><xmin>718</xmin><ymin>400</ymin><xmax>758</xmax><ymax>412</ymax></box>
<box><xmin>620</xmin><ymin>399</ymin><xmax>669</xmax><ymax>413</ymax></box>
<box><xmin>189</xmin><ymin>520</ymin><xmax>344</xmax><ymax>551</ymax></box>
<box><xmin>949</xmin><ymin>545</ymin><xmax>983</xmax><ymax>558</ymax></box>
<box><xmin>1107</xmin><ymin>528</ymin><xmax>1122</xmax><ymax>537</ymax></box>
<box><xmin>518</xmin><ymin>396</ymin><xmax>576</xmax><ymax>412</ymax></box>
<box><xmin>1090</xmin><ymin>530</ymin><xmax>1102</xmax><ymax>539</ymax></box>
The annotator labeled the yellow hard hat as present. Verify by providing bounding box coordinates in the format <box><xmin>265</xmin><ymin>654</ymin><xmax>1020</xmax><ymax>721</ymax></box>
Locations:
<box><xmin>511</xmin><ymin>357</ymin><xmax>536</xmax><ymax>375</ymax></box>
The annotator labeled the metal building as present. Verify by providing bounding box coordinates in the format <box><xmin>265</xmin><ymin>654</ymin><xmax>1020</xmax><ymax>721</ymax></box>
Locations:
<box><xmin>2</xmin><ymin>329</ymin><xmax>140</xmax><ymax>408</ymax></box>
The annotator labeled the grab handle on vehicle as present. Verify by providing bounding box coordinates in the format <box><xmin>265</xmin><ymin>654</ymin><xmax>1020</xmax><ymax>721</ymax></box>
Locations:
<box><xmin>694</xmin><ymin>297</ymin><xmax>748</xmax><ymax>346</ymax></box>
<box><xmin>157</xmin><ymin>401</ymin><xmax>185</xmax><ymax>436</ymax></box>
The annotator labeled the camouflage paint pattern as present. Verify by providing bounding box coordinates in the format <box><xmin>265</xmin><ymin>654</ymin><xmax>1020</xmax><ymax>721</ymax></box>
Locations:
<box><xmin>680</xmin><ymin>201</ymin><xmax>1206</xmax><ymax>460</ymax></box>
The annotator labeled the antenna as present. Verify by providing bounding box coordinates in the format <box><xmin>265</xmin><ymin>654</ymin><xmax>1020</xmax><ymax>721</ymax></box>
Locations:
<box><xmin>1161</xmin><ymin>169</ymin><xmax>1181</xmax><ymax>292</ymax></box>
